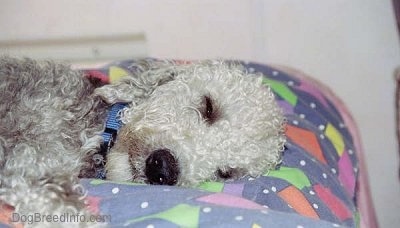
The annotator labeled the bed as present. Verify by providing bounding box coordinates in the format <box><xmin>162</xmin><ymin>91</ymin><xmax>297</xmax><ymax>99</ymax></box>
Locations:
<box><xmin>0</xmin><ymin>59</ymin><xmax>377</xmax><ymax>227</ymax></box>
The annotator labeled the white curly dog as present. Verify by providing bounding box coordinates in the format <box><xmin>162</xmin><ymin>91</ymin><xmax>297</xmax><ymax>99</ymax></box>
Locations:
<box><xmin>0</xmin><ymin>57</ymin><xmax>285</xmax><ymax>222</ymax></box>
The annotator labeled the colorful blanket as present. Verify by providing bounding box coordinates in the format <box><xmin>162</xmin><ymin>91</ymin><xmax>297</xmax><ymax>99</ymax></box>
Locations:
<box><xmin>79</xmin><ymin>60</ymin><xmax>359</xmax><ymax>227</ymax></box>
<box><xmin>1</xmin><ymin>60</ymin><xmax>360</xmax><ymax>227</ymax></box>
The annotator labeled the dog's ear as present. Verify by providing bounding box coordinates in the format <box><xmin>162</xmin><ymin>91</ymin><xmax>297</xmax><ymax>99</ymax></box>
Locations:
<box><xmin>94</xmin><ymin>63</ymin><xmax>176</xmax><ymax>104</ymax></box>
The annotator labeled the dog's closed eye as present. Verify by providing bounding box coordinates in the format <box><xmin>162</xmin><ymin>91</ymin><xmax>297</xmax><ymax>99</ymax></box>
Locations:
<box><xmin>200</xmin><ymin>95</ymin><xmax>221</xmax><ymax>125</ymax></box>
<box><xmin>216</xmin><ymin>167</ymin><xmax>247</xmax><ymax>180</ymax></box>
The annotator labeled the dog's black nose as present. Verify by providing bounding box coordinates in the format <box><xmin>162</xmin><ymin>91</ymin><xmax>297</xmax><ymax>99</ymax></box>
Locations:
<box><xmin>145</xmin><ymin>149</ymin><xmax>179</xmax><ymax>185</ymax></box>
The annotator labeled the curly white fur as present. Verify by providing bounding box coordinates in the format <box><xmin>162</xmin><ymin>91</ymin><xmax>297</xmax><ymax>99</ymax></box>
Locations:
<box><xmin>0</xmin><ymin>57</ymin><xmax>107</xmax><ymax>226</ymax></box>
<box><xmin>0</xmin><ymin>57</ymin><xmax>285</xmax><ymax>226</ymax></box>
<box><xmin>98</xmin><ymin>60</ymin><xmax>286</xmax><ymax>186</ymax></box>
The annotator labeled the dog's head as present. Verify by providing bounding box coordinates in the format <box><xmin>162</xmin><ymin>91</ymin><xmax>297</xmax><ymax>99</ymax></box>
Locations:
<box><xmin>96</xmin><ymin>60</ymin><xmax>285</xmax><ymax>186</ymax></box>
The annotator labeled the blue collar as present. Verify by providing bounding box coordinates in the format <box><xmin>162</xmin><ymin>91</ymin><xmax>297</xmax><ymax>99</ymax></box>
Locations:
<box><xmin>94</xmin><ymin>103</ymin><xmax>128</xmax><ymax>179</ymax></box>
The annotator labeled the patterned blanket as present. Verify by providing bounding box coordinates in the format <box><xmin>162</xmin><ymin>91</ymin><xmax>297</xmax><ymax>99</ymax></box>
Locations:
<box><xmin>0</xmin><ymin>60</ymin><xmax>359</xmax><ymax>227</ymax></box>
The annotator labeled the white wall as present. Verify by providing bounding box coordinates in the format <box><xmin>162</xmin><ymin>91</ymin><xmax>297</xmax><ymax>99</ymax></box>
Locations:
<box><xmin>1</xmin><ymin>0</ymin><xmax>399</xmax><ymax>227</ymax></box>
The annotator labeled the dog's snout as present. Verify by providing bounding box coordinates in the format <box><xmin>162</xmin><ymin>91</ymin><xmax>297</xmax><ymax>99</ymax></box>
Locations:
<box><xmin>145</xmin><ymin>149</ymin><xmax>179</xmax><ymax>185</ymax></box>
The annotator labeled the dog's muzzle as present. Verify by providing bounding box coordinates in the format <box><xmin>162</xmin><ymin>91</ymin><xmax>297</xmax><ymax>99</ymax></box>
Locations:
<box><xmin>144</xmin><ymin>149</ymin><xmax>180</xmax><ymax>185</ymax></box>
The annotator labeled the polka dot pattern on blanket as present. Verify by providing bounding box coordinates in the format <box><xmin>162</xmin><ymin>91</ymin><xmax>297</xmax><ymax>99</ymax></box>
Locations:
<box><xmin>76</xmin><ymin>59</ymin><xmax>359</xmax><ymax>227</ymax></box>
